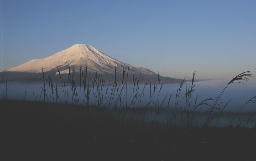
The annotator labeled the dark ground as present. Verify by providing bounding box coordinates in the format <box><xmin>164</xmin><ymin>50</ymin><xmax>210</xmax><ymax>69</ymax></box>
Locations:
<box><xmin>1</xmin><ymin>100</ymin><xmax>256</xmax><ymax>161</ymax></box>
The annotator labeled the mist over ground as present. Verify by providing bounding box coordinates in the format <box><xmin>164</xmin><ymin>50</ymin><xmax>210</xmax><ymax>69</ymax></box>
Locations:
<box><xmin>1</xmin><ymin>78</ymin><xmax>255</xmax><ymax>111</ymax></box>
<box><xmin>1</xmin><ymin>77</ymin><xmax>255</xmax><ymax>127</ymax></box>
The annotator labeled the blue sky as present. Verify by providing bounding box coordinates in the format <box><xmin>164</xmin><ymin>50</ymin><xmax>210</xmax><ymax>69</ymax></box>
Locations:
<box><xmin>1</xmin><ymin>0</ymin><xmax>255</xmax><ymax>79</ymax></box>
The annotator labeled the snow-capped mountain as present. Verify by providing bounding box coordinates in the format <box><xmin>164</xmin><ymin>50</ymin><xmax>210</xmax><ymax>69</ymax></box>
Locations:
<box><xmin>5</xmin><ymin>44</ymin><xmax>180</xmax><ymax>83</ymax></box>
<box><xmin>7</xmin><ymin>44</ymin><xmax>153</xmax><ymax>75</ymax></box>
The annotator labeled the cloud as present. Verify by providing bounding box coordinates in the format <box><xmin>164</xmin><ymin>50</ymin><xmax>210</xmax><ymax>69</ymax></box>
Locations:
<box><xmin>194</xmin><ymin>77</ymin><xmax>256</xmax><ymax>89</ymax></box>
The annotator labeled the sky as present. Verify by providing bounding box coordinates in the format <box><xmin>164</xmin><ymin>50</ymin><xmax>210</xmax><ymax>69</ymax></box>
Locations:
<box><xmin>0</xmin><ymin>0</ymin><xmax>256</xmax><ymax>79</ymax></box>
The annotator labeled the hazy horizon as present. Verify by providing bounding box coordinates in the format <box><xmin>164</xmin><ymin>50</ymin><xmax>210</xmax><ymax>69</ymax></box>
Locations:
<box><xmin>1</xmin><ymin>0</ymin><xmax>256</xmax><ymax>79</ymax></box>
<box><xmin>1</xmin><ymin>77</ymin><xmax>256</xmax><ymax>111</ymax></box>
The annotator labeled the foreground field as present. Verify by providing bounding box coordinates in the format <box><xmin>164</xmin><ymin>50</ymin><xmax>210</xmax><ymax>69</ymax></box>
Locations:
<box><xmin>1</xmin><ymin>100</ymin><xmax>256</xmax><ymax>160</ymax></box>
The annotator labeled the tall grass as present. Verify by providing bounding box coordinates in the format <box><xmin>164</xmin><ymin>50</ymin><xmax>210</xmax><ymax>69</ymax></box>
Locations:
<box><xmin>1</xmin><ymin>66</ymin><xmax>255</xmax><ymax>128</ymax></box>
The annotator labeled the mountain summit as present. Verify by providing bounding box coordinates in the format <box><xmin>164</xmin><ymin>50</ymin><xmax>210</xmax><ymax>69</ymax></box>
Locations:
<box><xmin>7</xmin><ymin>44</ymin><xmax>124</xmax><ymax>73</ymax></box>
<box><xmin>5</xmin><ymin>44</ymin><xmax>180</xmax><ymax>83</ymax></box>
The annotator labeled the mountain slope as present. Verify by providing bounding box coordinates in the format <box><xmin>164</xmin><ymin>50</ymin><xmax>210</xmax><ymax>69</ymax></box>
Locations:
<box><xmin>7</xmin><ymin>44</ymin><xmax>154</xmax><ymax>75</ymax></box>
<box><xmin>5</xmin><ymin>44</ymin><xmax>180</xmax><ymax>83</ymax></box>
<box><xmin>7</xmin><ymin>44</ymin><xmax>120</xmax><ymax>72</ymax></box>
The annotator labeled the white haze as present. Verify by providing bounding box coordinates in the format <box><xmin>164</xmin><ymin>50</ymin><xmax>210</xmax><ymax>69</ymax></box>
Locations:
<box><xmin>1</xmin><ymin>78</ymin><xmax>256</xmax><ymax>127</ymax></box>
<box><xmin>1</xmin><ymin>79</ymin><xmax>255</xmax><ymax>111</ymax></box>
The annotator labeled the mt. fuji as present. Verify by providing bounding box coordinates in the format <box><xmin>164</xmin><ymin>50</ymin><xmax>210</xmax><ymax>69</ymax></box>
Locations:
<box><xmin>4</xmin><ymin>44</ymin><xmax>180</xmax><ymax>83</ymax></box>
<box><xmin>7</xmin><ymin>44</ymin><xmax>123</xmax><ymax>72</ymax></box>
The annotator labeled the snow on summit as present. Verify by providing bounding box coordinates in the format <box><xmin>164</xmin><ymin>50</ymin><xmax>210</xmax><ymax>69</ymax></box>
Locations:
<box><xmin>6</xmin><ymin>44</ymin><xmax>124</xmax><ymax>73</ymax></box>
<box><xmin>5</xmin><ymin>44</ymin><xmax>182</xmax><ymax>83</ymax></box>
<box><xmin>6</xmin><ymin>44</ymin><xmax>155</xmax><ymax>76</ymax></box>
